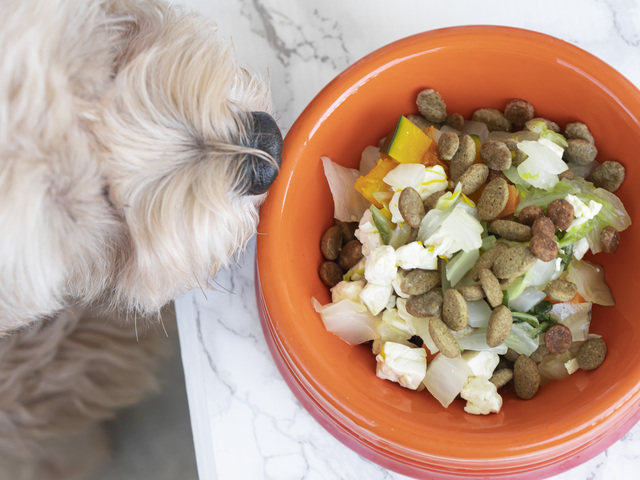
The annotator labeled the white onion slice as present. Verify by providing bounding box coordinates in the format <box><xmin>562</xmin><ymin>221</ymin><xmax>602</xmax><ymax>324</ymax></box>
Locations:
<box><xmin>567</xmin><ymin>260</ymin><xmax>615</xmax><ymax>306</ymax></box>
<box><xmin>423</xmin><ymin>354</ymin><xmax>472</xmax><ymax>408</ymax></box>
<box><xmin>321</xmin><ymin>156</ymin><xmax>370</xmax><ymax>222</ymax></box>
<box><xmin>312</xmin><ymin>297</ymin><xmax>380</xmax><ymax>345</ymax></box>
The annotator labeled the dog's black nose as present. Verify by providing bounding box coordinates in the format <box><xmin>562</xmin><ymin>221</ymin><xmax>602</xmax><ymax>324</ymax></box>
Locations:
<box><xmin>244</xmin><ymin>111</ymin><xmax>283</xmax><ymax>196</ymax></box>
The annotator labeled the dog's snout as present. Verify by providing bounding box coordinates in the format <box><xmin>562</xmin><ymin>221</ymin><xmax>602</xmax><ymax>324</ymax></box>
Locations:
<box><xmin>244</xmin><ymin>111</ymin><xmax>283</xmax><ymax>196</ymax></box>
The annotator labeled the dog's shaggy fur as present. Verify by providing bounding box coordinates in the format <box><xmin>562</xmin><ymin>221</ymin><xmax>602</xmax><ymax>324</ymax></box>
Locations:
<box><xmin>0</xmin><ymin>0</ymin><xmax>281</xmax><ymax>478</ymax></box>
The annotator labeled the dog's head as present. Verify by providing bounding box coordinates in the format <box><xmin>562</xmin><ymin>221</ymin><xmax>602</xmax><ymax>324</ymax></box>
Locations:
<box><xmin>95</xmin><ymin>2</ymin><xmax>283</xmax><ymax>314</ymax></box>
<box><xmin>0</xmin><ymin>0</ymin><xmax>282</xmax><ymax>332</ymax></box>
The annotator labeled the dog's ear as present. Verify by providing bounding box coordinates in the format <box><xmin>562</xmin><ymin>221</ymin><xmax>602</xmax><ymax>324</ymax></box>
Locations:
<box><xmin>0</xmin><ymin>140</ymin><xmax>125</xmax><ymax>334</ymax></box>
<box><xmin>0</xmin><ymin>0</ymin><xmax>125</xmax><ymax>334</ymax></box>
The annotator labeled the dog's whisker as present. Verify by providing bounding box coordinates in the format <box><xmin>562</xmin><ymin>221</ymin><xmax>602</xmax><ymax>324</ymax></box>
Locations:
<box><xmin>209</xmin><ymin>276</ymin><xmax>234</xmax><ymax>295</ymax></box>
<box><xmin>193</xmin><ymin>273</ymin><xmax>209</xmax><ymax>300</ymax></box>
<box><xmin>159</xmin><ymin>314</ymin><xmax>168</xmax><ymax>338</ymax></box>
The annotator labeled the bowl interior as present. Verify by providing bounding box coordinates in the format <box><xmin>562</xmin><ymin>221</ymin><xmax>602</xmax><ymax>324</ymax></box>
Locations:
<box><xmin>257</xmin><ymin>26</ymin><xmax>640</xmax><ymax>473</ymax></box>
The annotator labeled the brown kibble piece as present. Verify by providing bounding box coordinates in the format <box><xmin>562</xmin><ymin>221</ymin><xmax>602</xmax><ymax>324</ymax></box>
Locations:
<box><xmin>409</xmin><ymin>290</ymin><xmax>444</xmax><ymax>317</ymax></box>
<box><xmin>437</xmin><ymin>131</ymin><xmax>460</xmax><ymax>160</ymax></box>
<box><xmin>480</xmin><ymin>140</ymin><xmax>512</xmax><ymax>171</ymax></box>
<box><xmin>531</xmin><ymin>217</ymin><xmax>556</xmax><ymax>239</ymax></box>
<box><xmin>504</xmin><ymin>99</ymin><xmax>535</xmax><ymax>126</ymax></box>
<box><xmin>504</xmin><ymin>348</ymin><xmax>520</xmax><ymax>363</ymax></box>
<box><xmin>558</xmin><ymin>168</ymin><xmax>575</xmax><ymax>181</ymax></box>
<box><xmin>338</xmin><ymin>240</ymin><xmax>363</xmax><ymax>270</ymax></box>
<box><xmin>458</xmin><ymin>284</ymin><xmax>485</xmax><ymax>301</ymax></box>
<box><xmin>429</xmin><ymin>317</ymin><xmax>460</xmax><ymax>358</ymax></box>
<box><xmin>589</xmin><ymin>161</ymin><xmax>626</xmax><ymax>192</ymax></box>
<box><xmin>488</xmin><ymin>169</ymin><xmax>509</xmax><ymax>183</ymax></box>
<box><xmin>442</xmin><ymin>289</ymin><xmax>468</xmax><ymax>331</ymax></box>
<box><xmin>477</xmin><ymin>178</ymin><xmax>509</xmax><ymax>221</ymax></box>
<box><xmin>337</xmin><ymin>220</ymin><xmax>358</xmax><ymax>243</ymax></box>
<box><xmin>406</xmin><ymin>114</ymin><xmax>432</xmax><ymax>131</ymax></box>
<box><xmin>564</xmin><ymin>122</ymin><xmax>594</xmax><ymax>144</ymax></box>
<box><xmin>457</xmin><ymin>163</ymin><xmax>489</xmax><ymax>196</ymax></box>
<box><xmin>398</xmin><ymin>187</ymin><xmax>426</xmax><ymax>228</ymax></box>
<box><xmin>563</xmin><ymin>139</ymin><xmax>598</xmax><ymax>166</ymax></box>
<box><xmin>502</xmin><ymin>138</ymin><xmax>518</xmax><ymax>151</ymax></box>
<box><xmin>490</xmin><ymin>368</ymin><xmax>514</xmax><ymax>389</ymax></box>
<box><xmin>400</xmin><ymin>269</ymin><xmax>440</xmax><ymax>296</ymax></box>
<box><xmin>512</xmin><ymin>146</ymin><xmax>528</xmax><ymax>167</ymax></box>
<box><xmin>600</xmin><ymin>226</ymin><xmax>620</xmax><ymax>254</ymax></box>
<box><xmin>529</xmin><ymin>345</ymin><xmax>550</xmax><ymax>363</ymax></box>
<box><xmin>577</xmin><ymin>337</ymin><xmax>607</xmax><ymax>370</ymax></box>
<box><xmin>488</xmin><ymin>219</ymin><xmax>533</xmax><ymax>242</ymax></box>
<box><xmin>478</xmin><ymin>268</ymin><xmax>503</xmax><ymax>308</ymax></box>
<box><xmin>406</xmin><ymin>289</ymin><xmax>443</xmax><ymax>317</ymax></box>
<box><xmin>472</xmin><ymin>242</ymin><xmax>509</xmax><ymax>281</ymax></box>
<box><xmin>416</xmin><ymin>89</ymin><xmax>447</xmax><ymax>123</ymax></box>
<box><xmin>544</xmin><ymin>324</ymin><xmax>573</xmax><ymax>354</ymax></box>
<box><xmin>486</xmin><ymin>305</ymin><xmax>512</xmax><ymax>348</ymax></box>
<box><xmin>320</xmin><ymin>225</ymin><xmax>343</xmax><ymax>260</ymax></box>
<box><xmin>545</xmin><ymin>279</ymin><xmax>578</xmax><ymax>302</ymax></box>
<box><xmin>472</xmin><ymin>108</ymin><xmax>512</xmax><ymax>132</ymax></box>
<box><xmin>546</xmin><ymin>199</ymin><xmax>574</xmax><ymax>231</ymax></box>
<box><xmin>445</xmin><ymin>113</ymin><xmax>465</xmax><ymax>131</ymax></box>
<box><xmin>518</xmin><ymin>205</ymin><xmax>544</xmax><ymax>226</ymax></box>
<box><xmin>424</xmin><ymin>190</ymin><xmax>446</xmax><ymax>211</ymax></box>
<box><xmin>449</xmin><ymin>134</ymin><xmax>476</xmax><ymax>182</ymax></box>
<box><xmin>318</xmin><ymin>261</ymin><xmax>343</xmax><ymax>288</ymax></box>
<box><xmin>514</xmin><ymin>355</ymin><xmax>541</xmax><ymax>400</ymax></box>
<box><xmin>492</xmin><ymin>245</ymin><xmax>537</xmax><ymax>279</ymax></box>
<box><xmin>529</xmin><ymin>235</ymin><xmax>559</xmax><ymax>262</ymax></box>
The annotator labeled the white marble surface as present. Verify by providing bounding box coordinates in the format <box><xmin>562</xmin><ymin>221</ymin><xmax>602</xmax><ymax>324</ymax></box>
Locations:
<box><xmin>175</xmin><ymin>1</ymin><xmax>640</xmax><ymax>479</ymax></box>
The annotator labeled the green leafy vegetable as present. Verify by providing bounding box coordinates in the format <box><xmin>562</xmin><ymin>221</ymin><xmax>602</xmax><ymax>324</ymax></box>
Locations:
<box><xmin>370</xmin><ymin>205</ymin><xmax>393</xmax><ymax>245</ymax></box>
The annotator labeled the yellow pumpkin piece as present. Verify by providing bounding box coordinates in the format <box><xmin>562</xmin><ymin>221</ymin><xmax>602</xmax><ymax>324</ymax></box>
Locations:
<box><xmin>470</xmin><ymin>134</ymin><xmax>482</xmax><ymax>164</ymax></box>
<box><xmin>382</xmin><ymin>115</ymin><xmax>433</xmax><ymax>164</ymax></box>
<box><xmin>354</xmin><ymin>157</ymin><xmax>397</xmax><ymax>208</ymax></box>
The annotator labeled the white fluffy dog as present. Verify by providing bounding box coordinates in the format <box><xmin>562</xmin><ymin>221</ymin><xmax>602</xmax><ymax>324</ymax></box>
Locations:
<box><xmin>0</xmin><ymin>0</ymin><xmax>282</xmax><ymax>478</ymax></box>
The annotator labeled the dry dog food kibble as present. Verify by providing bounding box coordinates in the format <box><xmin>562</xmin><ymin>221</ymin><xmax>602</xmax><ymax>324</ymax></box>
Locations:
<box><xmin>442</xmin><ymin>288</ymin><xmax>469</xmax><ymax>331</ymax></box>
<box><xmin>437</xmin><ymin>131</ymin><xmax>460</xmax><ymax>160</ymax></box>
<box><xmin>600</xmin><ymin>225</ymin><xmax>620</xmax><ymax>253</ymax></box>
<box><xmin>449</xmin><ymin>134</ymin><xmax>476</xmax><ymax>182</ymax></box>
<box><xmin>563</xmin><ymin>138</ymin><xmax>598</xmax><ymax>165</ymax></box>
<box><xmin>429</xmin><ymin>316</ymin><xmax>460</xmax><ymax>358</ymax></box>
<box><xmin>514</xmin><ymin>355</ymin><xmax>541</xmax><ymax>400</ymax></box>
<box><xmin>504</xmin><ymin>98</ymin><xmax>535</xmax><ymax>126</ymax></box>
<box><xmin>590</xmin><ymin>160</ymin><xmax>626</xmax><ymax>192</ymax></box>
<box><xmin>546</xmin><ymin>198</ymin><xmax>574</xmax><ymax>231</ymax></box>
<box><xmin>407</xmin><ymin>289</ymin><xmax>443</xmax><ymax>317</ymax></box>
<box><xmin>518</xmin><ymin>204</ymin><xmax>544</xmax><ymax>226</ymax></box>
<box><xmin>472</xmin><ymin>107</ymin><xmax>512</xmax><ymax>132</ymax></box>
<box><xmin>400</xmin><ymin>269</ymin><xmax>440</xmax><ymax>296</ymax></box>
<box><xmin>320</xmin><ymin>225</ymin><xmax>342</xmax><ymax>260</ymax></box>
<box><xmin>531</xmin><ymin>217</ymin><xmax>555</xmax><ymax>239</ymax></box>
<box><xmin>577</xmin><ymin>338</ymin><xmax>607</xmax><ymax>370</ymax></box>
<box><xmin>529</xmin><ymin>235</ymin><xmax>558</xmax><ymax>262</ymax></box>
<box><xmin>480</xmin><ymin>140</ymin><xmax>512</xmax><ymax>170</ymax></box>
<box><xmin>457</xmin><ymin>163</ymin><xmax>489</xmax><ymax>196</ymax></box>
<box><xmin>477</xmin><ymin>178</ymin><xmax>509</xmax><ymax>221</ymax></box>
<box><xmin>486</xmin><ymin>305</ymin><xmax>513</xmax><ymax>348</ymax></box>
<box><xmin>544</xmin><ymin>324</ymin><xmax>573</xmax><ymax>354</ymax></box>
<box><xmin>315</xmin><ymin>90</ymin><xmax>629</xmax><ymax>416</ymax></box>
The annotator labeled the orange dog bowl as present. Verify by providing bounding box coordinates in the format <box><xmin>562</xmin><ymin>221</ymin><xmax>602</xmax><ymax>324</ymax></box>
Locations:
<box><xmin>256</xmin><ymin>26</ymin><xmax>640</xmax><ymax>479</ymax></box>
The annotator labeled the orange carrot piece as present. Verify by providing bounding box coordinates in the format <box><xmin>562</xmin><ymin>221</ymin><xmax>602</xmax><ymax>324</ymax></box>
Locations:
<box><xmin>497</xmin><ymin>184</ymin><xmax>520</xmax><ymax>218</ymax></box>
<box><xmin>569</xmin><ymin>292</ymin><xmax>586</xmax><ymax>304</ymax></box>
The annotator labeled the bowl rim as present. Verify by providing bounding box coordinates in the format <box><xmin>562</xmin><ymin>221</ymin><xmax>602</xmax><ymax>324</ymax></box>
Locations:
<box><xmin>256</xmin><ymin>24</ymin><xmax>640</xmax><ymax>479</ymax></box>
